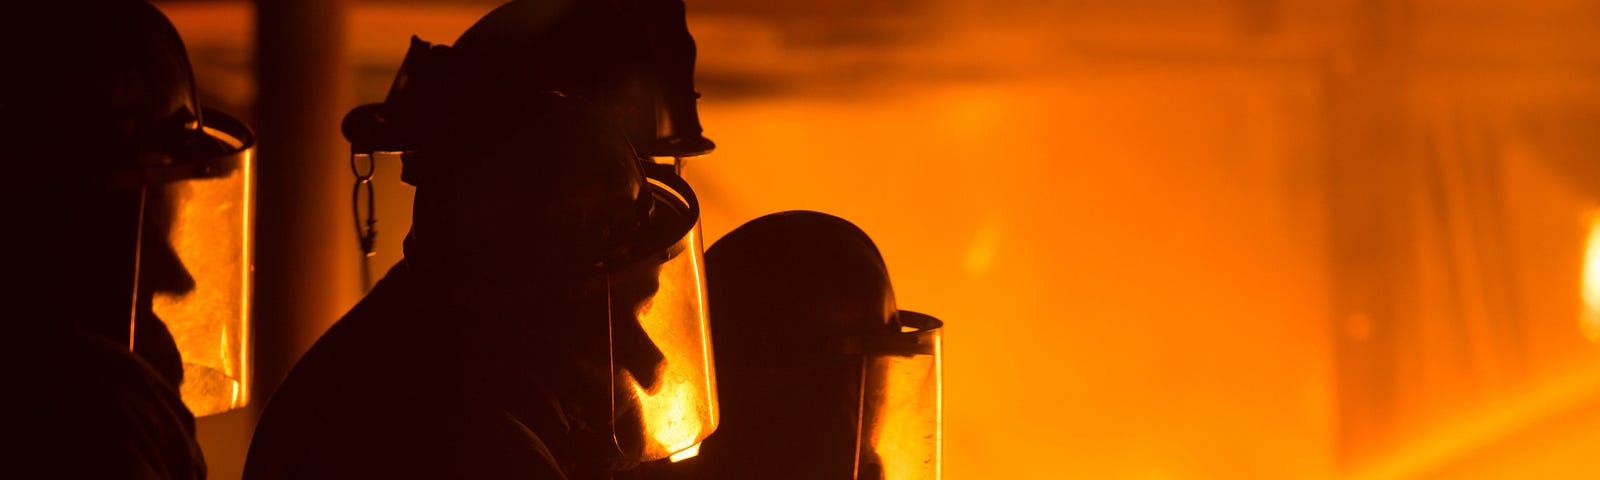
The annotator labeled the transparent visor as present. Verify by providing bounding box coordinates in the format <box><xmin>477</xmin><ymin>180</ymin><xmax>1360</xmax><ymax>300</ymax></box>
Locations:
<box><xmin>609</xmin><ymin>176</ymin><xmax>719</xmax><ymax>463</ymax></box>
<box><xmin>856</xmin><ymin>312</ymin><xmax>944</xmax><ymax>480</ymax></box>
<box><xmin>135</xmin><ymin>110</ymin><xmax>254</xmax><ymax>417</ymax></box>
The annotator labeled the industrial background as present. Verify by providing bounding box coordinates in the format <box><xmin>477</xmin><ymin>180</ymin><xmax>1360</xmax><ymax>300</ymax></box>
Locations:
<box><xmin>154</xmin><ymin>0</ymin><xmax>1600</xmax><ymax>478</ymax></box>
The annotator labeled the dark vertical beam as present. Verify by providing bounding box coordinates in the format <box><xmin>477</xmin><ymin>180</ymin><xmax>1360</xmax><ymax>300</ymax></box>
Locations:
<box><xmin>254</xmin><ymin>0</ymin><xmax>356</xmax><ymax>409</ymax></box>
<box><xmin>1322</xmin><ymin>0</ymin><xmax>1417</xmax><ymax>473</ymax></box>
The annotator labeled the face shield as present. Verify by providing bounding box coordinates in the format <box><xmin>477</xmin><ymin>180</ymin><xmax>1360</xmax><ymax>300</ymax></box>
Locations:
<box><xmin>120</xmin><ymin>108</ymin><xmax>255</xmax><ymax>417</ymax></box>
<box><xmin>604</xmin><ymin>165</ymin><xmax>718</xmax><ymax>463</ymax></box>
<box><xmin>852</xmin><ymin>311</ymin><xmax>944</xmax><ymax>480</ymax></box>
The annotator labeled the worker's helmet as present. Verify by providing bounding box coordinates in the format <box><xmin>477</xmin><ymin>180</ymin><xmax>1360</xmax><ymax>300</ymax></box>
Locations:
<box><xmin>0</xmin><ymin>0</ymin><xmax>256</xmax><ymax>417</ymax></box>
<box><xmin>700</xmin><ymin>211</ymin><xmax>944</xmax><ymax>480</ymax></box>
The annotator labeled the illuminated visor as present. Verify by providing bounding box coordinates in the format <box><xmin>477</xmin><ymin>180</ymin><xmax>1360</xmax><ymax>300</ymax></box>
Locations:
<box><xmin>128</xmin><ymin>108</ymin><xmax>255</xmax><ymax>417</ymax></box>
<box><xmin>607</xmin><ymin>168</ymin><xmax>719</xmax><ymax>462</ymax></box>
<box><xmin>854</xmin><ymin>312</ymin><xmax>944</xmax><ymax>480</ymax></box>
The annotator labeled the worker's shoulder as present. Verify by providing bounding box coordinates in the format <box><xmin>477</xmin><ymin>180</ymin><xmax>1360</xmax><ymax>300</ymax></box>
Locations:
<box><xmin>253</xmin><ymin>265</ymin><xmax>442</xmax><ymax>424</ymax></box>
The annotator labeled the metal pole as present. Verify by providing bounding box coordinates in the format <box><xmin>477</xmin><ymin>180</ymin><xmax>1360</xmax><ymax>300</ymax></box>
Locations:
<box><xmin>254</xmin><ymin>0</ymin><xmax>357</xmax><ymax>409</ymax></box>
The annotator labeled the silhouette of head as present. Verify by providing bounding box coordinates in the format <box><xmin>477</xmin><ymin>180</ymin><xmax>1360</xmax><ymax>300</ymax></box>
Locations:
<box><xmin>344</xmin><ymin>0</ymin><xmax>712</xmax><ymax>161</ymax></box>
<box><xmin>699</xmin><ymin>211</ymin><xmax>900</xmax><ymax>479</ymax></box>
<box><xmin>400</xmin><ymin>91</ymin><xmax>713</xmax><ymax>467</ymax></box>
<box><xmin>0</xmin><ymin>0</ymin><xmax>246</xmax><ymax>388</ymax></box>
<box><xmin>449</xmin><ymin>0</ymin><xmax>712</xmax><ymax>157</ymax></box>
<box><xmin>349</xmin><ymin>1</ymin><xmax>718</xmax><ymax>467</ymax></box>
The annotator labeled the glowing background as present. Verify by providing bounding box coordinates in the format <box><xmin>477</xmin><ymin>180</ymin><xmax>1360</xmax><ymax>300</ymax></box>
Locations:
<box><xmin>157</xmin><ymin>1</ymin><xmax>1600</xmax><ymax>478</ymax></box>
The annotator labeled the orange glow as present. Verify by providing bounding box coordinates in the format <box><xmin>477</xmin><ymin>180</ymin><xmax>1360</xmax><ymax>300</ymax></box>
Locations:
<box><xmin>155</xmin><ymin>0</ymin><xmax>1600</xmax><ymax>477</ymax></box>
<box><xmin>668</xmin><ymin>442</ymin><xmax>702</xmax><ymax>463</ymax></box>
<box><xmin>1347</xmin><ymin>360</ymin><xmax>1600</xmax><ymax>480</ymax></box>
<box><xmin>151</xmin><ymin>147</ymin><xmax>252</xmax><ymax>417</ymax></box>
<box><xmin>1582</xmin><ymin>214</ymin><xmax>1600</xmax><ymax>343</ymax></box>
<box><xmin>629</xmin><ymin>375</ymin><xmax>704</xmax><ymax>459</ymax></box>
<box><xmin>687</xmin><ymin>78</ymin><xmax>1342</xmax><ymax>478</ymax></box>
<box><xmin>627</xmin><ymin>227</ymin><xmax>718</xmax><ymax>460</ymax></box>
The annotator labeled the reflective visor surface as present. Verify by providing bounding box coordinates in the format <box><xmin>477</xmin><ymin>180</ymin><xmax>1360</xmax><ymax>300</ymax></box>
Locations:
<box><xmin>860</xmin><ymin>312</ymin><xmax>943</xmax><ymax>480</ymax></box>
<box><xmin>148</xmin><ymin>122</ymin><xmax>253</xmax><ymax>417</ymax></box>
<box><xmin>609</xmin><ymin>173</ymin><xmax>717</xmax><ymax>462</ymax></box>
<box><xmin>613</xmin><ymin>226</ymin><xmax>718</xmax><ymax>462</ymax></box>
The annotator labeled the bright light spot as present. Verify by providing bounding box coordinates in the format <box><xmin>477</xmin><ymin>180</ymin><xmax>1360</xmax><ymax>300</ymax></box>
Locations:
<box><xmin>632</xmin><ymin>374</ymin><xmax>704</xmax><ymax>458</ymax></box>
<box><xmin>1582</xmin><ymin>215</ymin><xmax>1600</xmax><ymax>343</ymax></box>
<box><xmin>669</xmin><ymin>442</ymin><xmax>701</xmax><ymax>463</ymax></box>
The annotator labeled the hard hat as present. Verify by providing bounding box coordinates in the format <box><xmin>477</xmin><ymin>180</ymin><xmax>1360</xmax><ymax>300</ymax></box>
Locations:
<box><xmin>700</xmin><ymin>211</ymin><xmax>944</xmax><ymax>480</ymax></box>
<box><xmin>0</xmin><ymin>0</ymin><xmax>256</xmax><ymax>417</ymax></box>
<box><xmin>343</xmin><ymin>0</ymin><xmax>713</xmax><ymax>160</ymax></box>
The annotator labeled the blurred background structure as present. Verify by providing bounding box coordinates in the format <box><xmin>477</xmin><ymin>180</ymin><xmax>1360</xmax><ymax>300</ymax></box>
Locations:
<box><xmin>154</xmin><ymin>0</ymin><xmax>1600</xmax><ymax>478</ymax></box>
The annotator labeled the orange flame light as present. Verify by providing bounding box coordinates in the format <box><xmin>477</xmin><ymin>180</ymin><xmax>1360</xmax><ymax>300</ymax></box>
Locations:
<box><xmin>630</xmin><ymin>375</ymin><xmax>705</xmax><ymax>459</ymax></box>
<box><xmin>1581</xmin><ymin>214</ymin><xmax>1600</xmax><ymax>343</ymax></box>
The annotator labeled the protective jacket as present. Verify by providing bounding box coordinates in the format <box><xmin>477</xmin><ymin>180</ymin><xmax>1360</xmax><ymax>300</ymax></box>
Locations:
<box><xmin>245</xmin><ymin>262</ymin><xmax>597</xmax><ymax>479</ymax></box>
<box><xmin>1</xmin><ymin>327</ymin><xmax>206</xmax><ymax>479</ymax></box>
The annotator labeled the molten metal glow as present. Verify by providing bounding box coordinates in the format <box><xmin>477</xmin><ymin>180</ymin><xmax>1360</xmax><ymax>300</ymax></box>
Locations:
<box><xmin>151</xmin><ymin>149</ymin><xmax>252</xmax><ymax>417</ymax></box>
<box><xmin>1582</xmin><ymin>214</ymin><xmax>1600</xmax><ymax>343</ymax></box>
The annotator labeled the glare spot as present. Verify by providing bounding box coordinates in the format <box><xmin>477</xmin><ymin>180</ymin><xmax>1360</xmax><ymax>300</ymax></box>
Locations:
<box><xmin>669</xmin><ymin>443</ymin><xmax>701</xmax><ymax>463</ymax></box>
<box><xmin>632</xmin><ymin>374</ymin><xmax>704</xmax><ymax>459</ymax></box>
<box><xmin>1582</xmin><ymin>215</ymin><xmax>1600</xmax><ymax>343</ymax></box>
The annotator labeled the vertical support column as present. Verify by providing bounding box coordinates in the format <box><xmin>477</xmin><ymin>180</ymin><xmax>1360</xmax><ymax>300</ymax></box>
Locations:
<box><xmin>1322</xmin><ymin>0</ymin><xmax>1415</xmax><ymax>473</ymax></box>
<box><xmin>254</xmin><ymin>0</ymin><xmax>357</xmax><ymax>407</ymax></box>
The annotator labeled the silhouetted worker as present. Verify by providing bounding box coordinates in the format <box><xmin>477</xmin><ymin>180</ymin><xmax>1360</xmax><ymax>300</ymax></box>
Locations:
<box><xmin>244</xmin><ymin>2</ymin><xmax>717</xmax><ymax>478</ymax></box>
<box><xmin>1</xmin><ymin>0</ymin><xmax>257</xmax><ymax>477</ymax></box>
<box><xmin>665</xmin><ymin>211</ymin><xmax>945</xmax><ymax>480</ymax></box>
<box><xmin>2</xmin><ymin>329</ymin><xmax>205</xmax><ymax>478</ymax></box>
